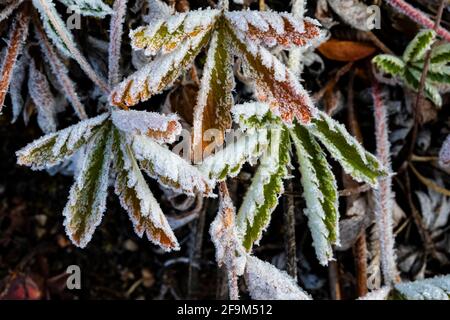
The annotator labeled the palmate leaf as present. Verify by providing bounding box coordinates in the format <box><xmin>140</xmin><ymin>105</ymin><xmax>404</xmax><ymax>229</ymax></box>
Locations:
<box><xmin>16</xmin><ymin>113</ymin><xmax>109</xmax><ymax>170</ymax></box>
<box><xmin>112</xmin><ymin>129</ymin><xmax>179</xmax><ymax>251</ymax></box>
<box><xmin>372</xmin><ymin>54</ymin><xmax>406</xmax><ymax>76</ymax></box>
<box><xmin>199</xmin><ymin>129</ymin><xmax>269</xmax><ymax>181</ymax></box>
<box><xmin>307</xmin><ymin>111</ymin><xmax>385</xmax><ymax>186</ymax></box>
<box><xmin>402</xmin><ymin>29</ymin><xmax>435</xmax><ymax>63</ymax></box>
<box><xmin>131</xmin><ymin>8</ymin><xmax>220</xmax><ymax>56</ymax></box>
<box><xmin>58</xmin><ymin>0</ymin><xmax>113</xmax><ymax>18</ymax></box>
<box><xmin>62</xmin><ymin>122</ymin><xmax>113</xmax><ymax>248</ymax></box>
<box><xmin>192</xmin><ymin>20</ymin><xmax>234</xmax><ymax>159</ymax></box>
<box><xmin>236</xmin><ymin>127</ymin><xmax>290</xmax><ymax>251</ymax></box>
<box><xmin>290</xmin><ymin>124</ymin><xmax>339</xmax><ymax>266</ymax></box>
<box><xmin>132</xmin><ymin>134</ymin><xmax>214</xmax><ymax>197</ymax></box>
<box><xmin>245</xmin><ymin>255</ymin><xmax>311</xmax><ymax>300</ymax></box>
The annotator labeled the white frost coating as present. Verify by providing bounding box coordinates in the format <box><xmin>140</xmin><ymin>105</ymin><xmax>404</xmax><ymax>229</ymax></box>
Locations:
<box><xmin>115</xmin><ymin>135</ymin><xmax>179</xmax><ymax>251</ymax></box>
<box><xmin>28</xmin><ymin>60</ymin><xmax>57</xmax><ymax>133</ymax></box>
<box><xmin>245</xmin><ymin>255</ymin><xmax>312</xmax><ymax>300</ymax></box>
<box><xmin>439</xmin><ymin>134</ymin><xmax>450</xmax><ymax>168</ymax></box>
<box><xmin>131</xmin><ymin>8</ymin><xmax>219</xmax><ymax>56</ymax></box>
<box><xmin>58</xmin><ymin>0</ymin><xmax>113</xmax><ymax>18</ymax></box>
<box><xmin>210</xmin><ymin>187</ymin><xmax>246</xmax><ymax>299</ymax></box>
<box><xmin>113</xmin><ymin>25</ymin><xmax>211</xmax><ymax>107</ymax></box>
<box><xmin>33</xmin><ymin>0</ymin><xmax>75</xmax><ymax>57</ymax></box>
<box><xmin>0</xmin><ymin>0</ymin><xmax>23</xmax><ymax>24</ymax></box>
<box><xmin>143</xmin><ymin>0</ymin><xmax>172</xmax><ymax>24</ymax></box>
<box><xmin>308</xmin><ymin>111</ymin><xmax>380</xmax><ymax>185</ymax></box>
<box><xmin>236</xmin><ymin>129</ymin><xmax>285</xmax><ymax>243</ymax></box>
<box><xmin>132</xmin><ymin>134</ymin><xmax>215</xmax><ymax>197</ymax></box>
<box><xmin>395</xmin><ymin>275</ymin><xmax>450</xmax><ymax>300</ymax></box>
<box><xmin>290</xmin><ymin>128</ymin><xmax>338</xmax><ymax>266</ymax></box>
<box><xmin>10</xmin><ymin>54</ymin><xmax>28</xmax><ymax>123</ymax></box>
<box><xmin>63</xmin><ymin>127</ymin><xmax>113</xmax><ymax>248</ymax></box>
<box><xmin>358</xmin><ymin>286</ymin><xmax>391</xmax><ymax>300</ymax></box>
<box><xmin>199</xmin><ymin>129</ymin><xmax>269</xmax><ymax>181</ymax></box>
<box><xmin>16</xmin><ymin>113</ymin><xmax>109</xmax><ymax>170</ymax></box>
<box><xmin>112</xmin><ymin>110</ymin><xmax>181</xmax><ymax>143</ymax></box>
<box><xmin>231</xmin><ymin>102</ymin><xmax>270</xmax><ymax>125</ymax></box>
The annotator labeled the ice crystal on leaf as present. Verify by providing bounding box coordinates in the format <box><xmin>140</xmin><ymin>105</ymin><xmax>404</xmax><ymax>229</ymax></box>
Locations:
<box><xmin>373</xmin><ymin>30</ymin><xmax>450</xmax><ymax>107</ymax></box>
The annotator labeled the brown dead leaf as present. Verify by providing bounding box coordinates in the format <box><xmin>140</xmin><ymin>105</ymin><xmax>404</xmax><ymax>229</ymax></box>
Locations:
<box><xmin>318</xmin><ymin>39</ymin><xmax>377</xmax><ymax>62</ymax></box>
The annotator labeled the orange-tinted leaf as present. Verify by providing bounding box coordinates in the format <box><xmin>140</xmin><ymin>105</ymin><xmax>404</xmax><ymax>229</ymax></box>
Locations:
<box><xmin>318</xmin><ymin>39</ymin><xmax>376</xmax><ymax>62</ymax></box>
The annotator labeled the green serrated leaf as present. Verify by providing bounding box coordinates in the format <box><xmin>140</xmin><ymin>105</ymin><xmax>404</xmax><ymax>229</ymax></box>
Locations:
<box><xmin>290</xmin><ymin>124</ymin><xmax>339</xmax><ymax>266</ymax></box>
<box><xmin>237</xmin><ymin>127</ymin><xmax>291</xmax><ymax>251</ymax></box>
<box><xmin>430</xmin><ymin>43</ymin><xmax>450</xmax><ymax>65</ymax></box>
<box><xmin>308</xmin><ymin>111</ymin><xmax>385</xmax><ymax>186</ymax></box>
<box><xmin>405</xmin><ymin>68</ymin><xmax>443</xmax><ymax>107</ymax></box>
<box><xmin>16</xmin><ymin>114</ymin><xmax>109</xmax><ymax>170</ymax></box>
<box><xmin>372</xmin><ymin>54</ymin><xmax>405</xmax><ymax>76</ymax></box>
<box><xmin>62</xmin><ymin>122</ymin><xmax>113</xmax><ymax>248</ymax></box>
<box><xmin>59</xmin><ymin>0</ymin><xmax>113</xmax><ymax>18</ymax></box>
<box><xmin>403</xmin><ymin>30</ymin><xmax>436</xmax><ymax>63</ymax></box>
<box><xmin>427</xmin><ymin>65</ymin><xmax>450</xmax><ymax>85</ymax></box>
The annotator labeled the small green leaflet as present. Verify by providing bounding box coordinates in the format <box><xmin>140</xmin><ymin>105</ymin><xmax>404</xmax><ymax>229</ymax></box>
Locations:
<box><xmin>237</xmin><ymin>127</ymin><xmax>290</xmax><ymax>251</ymax></box>
<box><xmin>290</xmin><ymin>124</ymin><xmax>339</xmax><ymax>266</ymax></box>
<box><xmin>403</xmin><ymin>30</ymin><xmax>435</xmax><ymax>63</ymax></box>
<box><xmin>307</xmin><ymin>111</ymin><xmax>385</xmax><ymax>186</ymax></box>
<box><xmin>63</xmin><ymin>122</ymin><xmax>113</xmax><ymax>248</ymax></box>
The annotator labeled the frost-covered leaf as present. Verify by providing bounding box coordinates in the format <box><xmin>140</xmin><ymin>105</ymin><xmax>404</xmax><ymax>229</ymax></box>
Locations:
<box><xmin>393</xmin><ymin>275</ymin><xmax>450</xmax><ymax>300</ymax></box>
<box><xmin>430</xmin><ymin>43</ymin><xmax>450</xmax><ymax>65</ymax></box>
<box><xmin>111</xmin><ymin>23</ymin><xmax>214</xmax><ymax>108</ymax></box>
<box><xmin>28</xmin><ymin>59</ymin><xmax>57</xmax><ymax>133</ymax></box>
<box><xmin>112</xmin><ymin>110</ymin><xmax>181</xmax><ymax>143</ymax></box>
<box><xmin>372</xmin><ymin>54</ymin><xmax>406</xmax><ymax>76</ymax></box>
<box><xmin>131</xmin><ymin>8</ymin><xmax>220</xmax><ymax>56</ymax></box>
<box><xmin>63</xmin><ymin>123</ymin><xmax>113</xmax><ymax>248</ymax></box>
<box><xmin>403</xmin><ymin>30</ymin><xmax>435</xmax><ymax>63</ymax></box>
<box><xmin>426</xmin><ymin>65</ymin><xmax>450</xmax><ymax>85</ymax></box>
<box><xmin>132</xmin><ymin>134</ymin><xmax>214</xmax><ymax>197</ymax></box>
<box><xmin>228</xmin><ymin>25</ymin><xmax>317</xmax><ymax>124</ymax></box>
<box><xmin>210</xmin><ymin>183</ymin><xmax>246</xmax><ymax>299</ymax></box>
<box><xmin>199</xmin><ymin>129</ymin><xmax>269</xmax><ymax>181</ymax></box>
<box><xmin>0</xmin><ymin>0</ymin><xmax>24</xmax><ymax>23</ymax></box>
<box><xmin>9</xmin><ymin>54</ymin><xmax>28</xmax><ymax>123</ymax></box>
<box><xmin>193</xmin><ymin>22</ymin><xmax>234</xmax><ymax>158</ymax></box>
<box><xmin>290</xmin><ymin>124</ymin><xmax>339</xmax><ymax>266</ymax></box>
<box><xmin>225</xmin><ymin>11</ymin><xmax>322</xmax><ymax>49</ymax></box>
<box><xmin>307</xmin><ymin>111</ymin><xmax>385</xmax><ymax>185</ymax></box>
<box><xmin>35</xmin><ymin>22</ymin><xmax>87</xmax><ymax>119</ymax></box>
<box><xmin>245</xmin><ymin>255</ymin><xmax>311</xmax><ymax>300</ymax></box>
<box><xmin>143</xmin><ymin>0</ymin><xmax>172</xmax><ymax>24</ymax></box>
<box><xmin>59</xmin><ymin>0</ymin><xmax>113</xmax><ymax>18</ymax></box>
<box><xmin>16</xmin><ymin>113</ymin><xmax>109</xmax><ymax>170</ymax></box>
<box><xmin>112</xmin><ymin>129</ymin><xmax>179</xmax><ymax>251</ymax></box>
<box><xmin>33</xmin><ymin>0</ymin><xmax>76</xmax><ymax>57</ymax></box>
<box><xmin>0</xmin><ymin>6</ymin><xmax>29</xmax><ymax>112</ymax></box>
<box><xmin>237</xmin><ymin>128</ymin><xmax>290</xmax><ymax>250</ymax></box>
<box><xmin>231</xmin><ymin>102</ymin><xmax>279</xmax><ymax>129</ymax></box>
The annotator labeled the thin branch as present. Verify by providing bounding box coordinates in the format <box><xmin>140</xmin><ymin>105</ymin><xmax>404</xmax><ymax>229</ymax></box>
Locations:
<box><xmin>0</xmin><ymin>5</ymin><xmax>29</xmax><ymax>112</ymax></box>
<box><xmin>385</xmin><ymin>0</ymin><xmax>450</xmax><ymax>42</ymax></box>
<box><xmin>34</xmin><ymin>0</ymin><xmax>109</xmax><ymax>94</ymax></box>
<box><xmin>108</xmin><ymin>0</ymin><xmax>128</xmax><ymax>88</ymax></box>
<box><xmin>35</xmin><ymin>18</ymin><xmax>87</xmax><ymax>119</ymax></box>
